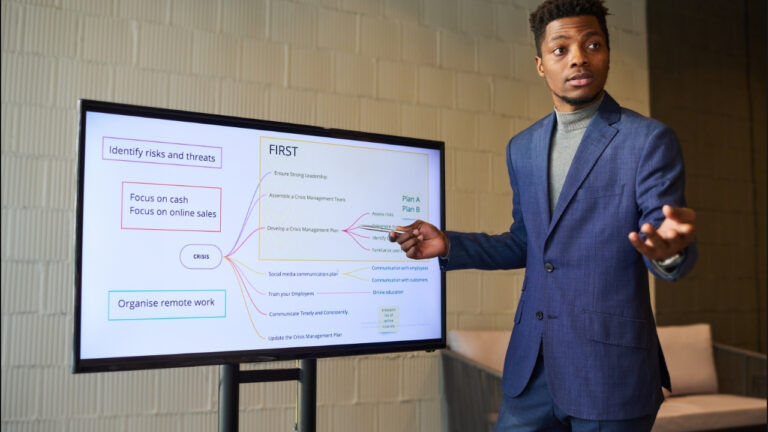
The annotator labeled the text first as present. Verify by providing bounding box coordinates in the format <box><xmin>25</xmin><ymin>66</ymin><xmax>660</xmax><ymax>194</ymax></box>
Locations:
<box><xmin>269</xmin><ymin>144</ymin><xmax>298</xmax><ymax>157</ymax></box>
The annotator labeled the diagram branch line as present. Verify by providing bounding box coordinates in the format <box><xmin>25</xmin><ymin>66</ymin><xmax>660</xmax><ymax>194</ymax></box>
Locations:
<box><xmin>341</xmin><ymin>212</ymin><xmax>376</xmax><ymax>251</ymax></box>
<box><xmin>231</xmin><ymin>261</ymin><xmax>267</xmax><ymax>295</ymax></box>
<box><xmin>341</xmin><ymin>273</ymin><xmax>369</xmax><ymax>282</ymax></box>
<box><xmin>344</xmin><ymin>231</ymin><xmax>371</xmax><ymax>251</ymax></box>
<box><xmin>226</xmin><ymin>259</ymin><xmax>266</xmax><ymax>339</ymax></box>
<box><xmin>229</xmin><ymin>257</ymin><xmax>266</xmax><ymax>276</ymax></box>
<box><xmin>341</xmin><ymin>264</ymin><xmax>370</xmax><ymax>281</ymax></box>
<box><xmin>227</xmin><ymin>172</ymin><xmax>271</xmax><ymax>256</ymax></box>
<box><xmin>344</xmin><ymin>266</ymin><xmax>369</xmax><ymax>275</ymax></box>
<box><xmin>342</xmin><ymin>212</ymin><xmax>370</xmax><ymax>232</ymax></box>
<box><xmin>348</xmin><ymin>231</ymin><xmax>370</xmax><ymax>239</ymax></box>
<box><xmin>227</xmin><ymin>258</ymin><xmax>268</xmax><ymax>315</ymax></box>
<box><xmin>229</xmin><ymin>226</ymin><xmax>264</xmax><ymax>257</ymax></box>
<box><xmin>233</xmin><ymin>264</ymin><xmax>269</xmax><ymax>307</ymax></box>
<box><xmin>317</xmin><ymin>291</ymin><xmax>371</xmax><ymax>294</ymax></box>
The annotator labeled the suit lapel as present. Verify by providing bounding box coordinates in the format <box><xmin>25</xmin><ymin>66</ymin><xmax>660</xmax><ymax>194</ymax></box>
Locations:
<box><xmin>532</xmin><ymin>113</ymin><xmax>555</xmax><ymax>225</ymax></box>
<box><xmin>547</xmin><ymin>94</ymin><xmax>620</xmax><ymax>237</ymax></box>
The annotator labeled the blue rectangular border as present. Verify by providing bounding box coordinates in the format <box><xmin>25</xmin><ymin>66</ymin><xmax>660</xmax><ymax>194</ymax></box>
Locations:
<box><xmin>107</xmin><ymin>289</ymin><xmax>227</xmax><ymax>321</ymax></box>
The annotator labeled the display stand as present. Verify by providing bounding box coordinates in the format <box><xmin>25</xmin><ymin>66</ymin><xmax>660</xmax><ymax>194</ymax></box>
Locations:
<box><xmin>218</xmin><ymin>359</ymin><xmax>316</xmax><ymax>432</ymax></box>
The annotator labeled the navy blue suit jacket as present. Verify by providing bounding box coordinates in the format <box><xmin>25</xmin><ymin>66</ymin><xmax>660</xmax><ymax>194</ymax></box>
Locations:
<box><xmin>443</xmin><ymin>93</ymin><xmax>697</xmax><ymax>420</ymax></box>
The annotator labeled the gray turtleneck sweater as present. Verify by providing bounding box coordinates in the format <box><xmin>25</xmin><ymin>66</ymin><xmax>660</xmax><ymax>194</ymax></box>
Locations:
<box><xmin>548</xmin><ymin>95</ymin><xmax>603</xmax><ymax>211</ymax></box>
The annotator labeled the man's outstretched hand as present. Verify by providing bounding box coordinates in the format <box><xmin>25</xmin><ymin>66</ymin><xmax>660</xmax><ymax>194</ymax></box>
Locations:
<box><xmin>388</xmin><ymin>220</ymin><xmax>449</xmax><ymax>260</ymax></box>
<box><xmin>628</xmin><ymin>205</ymin><xmax>696</xmax><ymax>261</ymax></box>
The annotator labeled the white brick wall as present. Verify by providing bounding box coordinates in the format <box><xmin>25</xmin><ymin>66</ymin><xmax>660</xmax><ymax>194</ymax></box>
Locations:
<box><xmin>221</xmin><ymin>0</ymin><xmax>268</xmax><ymax>39</ymax></box>
<box><xmin>378</xmin><ymin>60</ymin><xmax>416</xmax><ymax>102</ymax></box>
<box><xmin>334</xmin><ymin>51</ymin><xmax>375</xmax><ymax>97</ymax></box>
<box><xmin>401</xmin><ymin>104</ymin><xmax>439</xmax><ymax>140</ymax></box>
<box><xmin>318</xmin><ymin>8</ymin><xmax>357</xmax><ymax>52</ymax></box>
<box><xmin>418</xmin><ymin>66</ymin><xmax>454</xmax><ymax>108</ymax></box>
<box><xmin>290</xmin><ymin>46</ymin><xmax>334</xmax><ymax>91</ymax></box>
<box><xmin>1</xmin><ymin>0</ymin><xmax>649</xmax><ymax>430</ymax></box>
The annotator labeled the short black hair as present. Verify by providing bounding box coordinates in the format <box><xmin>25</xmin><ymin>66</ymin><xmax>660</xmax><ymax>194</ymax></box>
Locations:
<box><xmin>529</xmin><ymin>0</ymin><xmax>610</xmax><ymax>56</ymax></box>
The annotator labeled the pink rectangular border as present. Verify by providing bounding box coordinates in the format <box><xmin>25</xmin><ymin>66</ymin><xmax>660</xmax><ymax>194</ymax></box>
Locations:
<box><xmin>103</xmin><ymin>137</ymin><xmax>223</xmax><ymax>169</ymax></box>
<box><xmin>121</xmin><ymin>181</ymin><xmax>223</xmax><ymax>232</ymax></box>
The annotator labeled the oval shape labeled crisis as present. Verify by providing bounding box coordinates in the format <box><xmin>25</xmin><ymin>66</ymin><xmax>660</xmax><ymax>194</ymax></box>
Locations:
<box><xmin>179</xmin><ymin>244</ymin><xmax>222</xmax><ymax>269</ymax></box>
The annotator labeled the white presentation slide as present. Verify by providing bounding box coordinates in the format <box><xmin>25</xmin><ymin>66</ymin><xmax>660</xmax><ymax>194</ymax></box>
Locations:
<box><xmin>79</xmin><ymin>110</ymin><xmax>443</xmax><ymax>360</ymax></box>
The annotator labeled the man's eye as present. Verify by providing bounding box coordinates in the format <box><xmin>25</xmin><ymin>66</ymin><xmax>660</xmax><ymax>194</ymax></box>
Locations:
<box><xmin>553</xmin><ymin>47</ymin><xmax>565</xmax><ymax>55</ymax></box>
<box><xmin>588</xmin><ymin>42</ymin><xmax>601</xmax><ymax>49</ymax></box>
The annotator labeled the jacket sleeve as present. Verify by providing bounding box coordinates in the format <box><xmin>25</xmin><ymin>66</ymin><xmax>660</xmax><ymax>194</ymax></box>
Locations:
<box><xmin>441</xmin><ymin>140</ymin><xmax>527</xmax><ymax>271</ymax></box>
<box><xmin>635</xmin><ymin>124</ymin><xmax>697</xmax><ymax>280</ymax></box>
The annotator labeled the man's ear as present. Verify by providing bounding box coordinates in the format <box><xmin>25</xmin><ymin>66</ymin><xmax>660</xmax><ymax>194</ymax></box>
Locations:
<box><xmin>535</xmin><ymin>56</ymin><xmax>545</xmax><ymax>77</ymax></box>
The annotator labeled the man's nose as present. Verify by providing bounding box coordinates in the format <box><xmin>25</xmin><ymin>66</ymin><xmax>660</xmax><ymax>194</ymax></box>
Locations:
<box><xmin>569</xmin><ymin>47</ymin><xmax>587</xmax><ymax>66</ymax></box>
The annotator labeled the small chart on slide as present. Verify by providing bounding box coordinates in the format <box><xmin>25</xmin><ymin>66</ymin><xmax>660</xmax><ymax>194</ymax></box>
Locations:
<box><xmin>78</xmin><ymin>110</ymin><xmax>443</xmax><ymax>361</ymax></box>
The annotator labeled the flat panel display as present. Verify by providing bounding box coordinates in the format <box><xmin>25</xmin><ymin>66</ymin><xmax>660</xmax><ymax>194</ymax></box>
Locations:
<box><xmin>74</xmin><ymin>100</ymin><xmax>445</xmax><ymax>372</ymax></box>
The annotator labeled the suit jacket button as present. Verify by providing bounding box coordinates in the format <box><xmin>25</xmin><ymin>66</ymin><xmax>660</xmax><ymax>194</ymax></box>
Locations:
<box><xmin>536</xmin><ymin>311</ymin><xmax>544</xmax><ymax>320</ymax></box>
<box><xmin>544</xmin><ymin>262</ymin><xmax>554</xmax><ymax>272</ymax></box>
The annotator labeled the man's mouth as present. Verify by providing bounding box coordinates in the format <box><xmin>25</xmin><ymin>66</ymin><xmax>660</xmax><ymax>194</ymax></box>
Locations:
<box><xmin>567</xmin><ymin>73</ymin><xmax>593</xmax><ymax>86</ymax></box>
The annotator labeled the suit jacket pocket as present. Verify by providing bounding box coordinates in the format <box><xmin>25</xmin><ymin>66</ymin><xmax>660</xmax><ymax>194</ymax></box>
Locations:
<box><xmin>583</xmin><ymin>310</ymin><xmax>649</xmax><ymax>349</ymax></box>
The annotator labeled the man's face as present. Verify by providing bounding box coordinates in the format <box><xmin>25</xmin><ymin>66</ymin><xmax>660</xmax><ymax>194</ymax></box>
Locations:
<box><xmin>535</xmin><ymin>15</ymin><xmax>609</xmax><ymax>112</ymax></box>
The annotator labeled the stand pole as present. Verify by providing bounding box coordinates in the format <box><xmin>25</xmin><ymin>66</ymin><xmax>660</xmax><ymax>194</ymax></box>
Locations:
<box><xmin>218</xmin><ymin>364</ymin><xmax>239</xmax><ymax>432</ymax></box>
<box><xmin>298</xmin><ymin>358</ymin><xmax>317</xmax><ymax>432</ymax></box>
<box><xmin>217</xmin><ymin>360</ymin><xmax>316</xmax><ymax>432</ymax></box>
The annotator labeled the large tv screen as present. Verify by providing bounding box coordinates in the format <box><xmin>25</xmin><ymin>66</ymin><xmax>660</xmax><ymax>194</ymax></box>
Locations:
<box><xmin>73</xmin><ymin>100</ymin><xmax>445</xmax><ymax>373</ymax></box>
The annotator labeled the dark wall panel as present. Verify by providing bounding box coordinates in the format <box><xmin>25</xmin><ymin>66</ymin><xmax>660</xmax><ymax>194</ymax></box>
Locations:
<box><xmin>648</xmin><ymin>0</ymin><xmax>766</xmax><ymax>352</ymax></box>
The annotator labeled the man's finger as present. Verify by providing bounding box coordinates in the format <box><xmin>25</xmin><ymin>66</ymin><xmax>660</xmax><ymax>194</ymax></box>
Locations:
<box><xmin>664</xmin><ymin>205</ymin><xmax>696</xmax><ymax>223</ymax></box>
<box><xmin>641</xmin><ymin>224</ymin><xmax>667</xmax><ymax>249</ymax></box>
<box><xmin>628</xmin><ymin>232</ymin><xmax>651</xmax><ymax>255</ymax></box>
<box><xmin>656</xmin><ymin>217</ymin><xmax>696</xmax><ymax>241</ymax></box>
<box><xmin>405</xmin><ymin>245</ymin><xmax>420</xmax><ymax>259</ymax></box>
<box><xmin>398</xmin><ymin>236</ymin><xmax>420</xmax><ymax>251</ymax></box>
<box><xmin>629</xmin><ymin>231</ymin><xmax>671</xmax><ymax>260</ymax></box>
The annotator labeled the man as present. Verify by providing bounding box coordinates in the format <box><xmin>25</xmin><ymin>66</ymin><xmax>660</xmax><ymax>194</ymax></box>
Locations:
<box><xmin>390</xmin><ymin>0</ymin><xmax>697</xmax><ymax>430</ymax></box>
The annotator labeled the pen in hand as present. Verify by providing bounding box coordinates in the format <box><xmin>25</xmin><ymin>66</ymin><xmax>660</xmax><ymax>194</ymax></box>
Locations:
<box><xmin>359</xmin><ymin>225</ymin><xmax>406</xmax><ymax>235</ymax></box>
